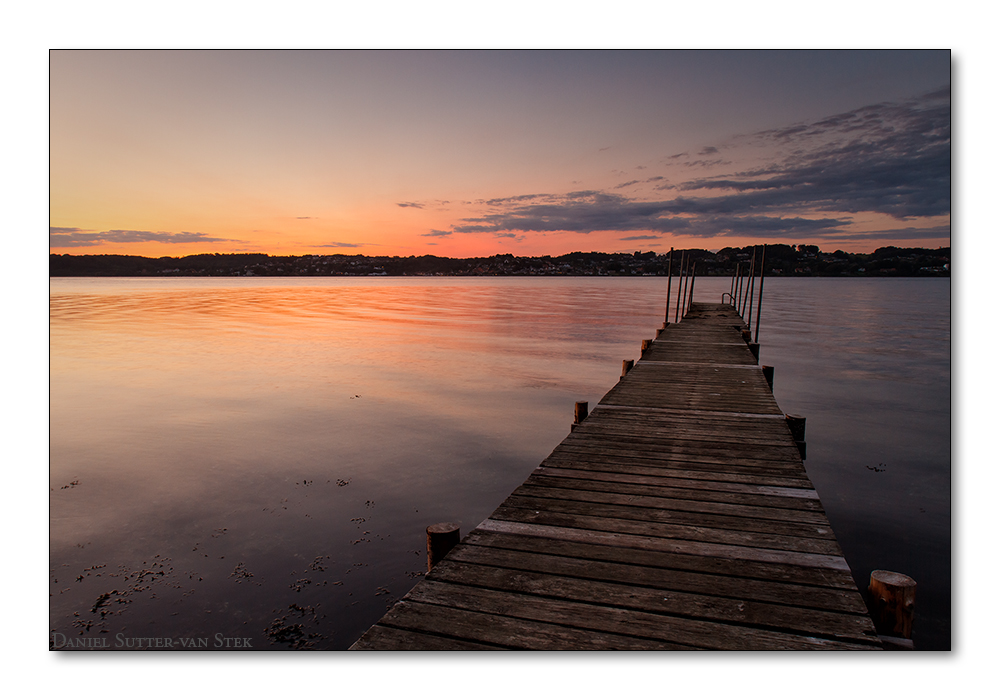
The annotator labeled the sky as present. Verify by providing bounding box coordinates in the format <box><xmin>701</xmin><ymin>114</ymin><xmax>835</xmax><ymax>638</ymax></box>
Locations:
<box><xmin>49</xmin><ymin>49</ymin><xmax>951</xmax><ymax>258</ymax></box>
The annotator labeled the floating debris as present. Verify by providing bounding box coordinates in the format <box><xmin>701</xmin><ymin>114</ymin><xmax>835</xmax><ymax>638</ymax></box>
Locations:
<box><xmin>264</xmin><ymin>603</ymin><xmax>327</xmax><ymax>649</ymax></box>
<box><xmin>229</xmin><ymin>562</ymin><xmax>259</xmax><ymax>586</ymax></box>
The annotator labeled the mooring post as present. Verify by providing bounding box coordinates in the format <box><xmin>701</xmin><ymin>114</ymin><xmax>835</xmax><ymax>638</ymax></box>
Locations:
<box><xmin>762</xmin><ymin>365</ymin><xmax>774</xmax><ymax>391</ymax></box>
<box><xmin>664</xmin><ymin>247</ymin><xmax>673</xmax><ymax>326</ymax></box>
<box><xmin>734</xmin><ymin>263</ymin><xmax>743</xmax><ymax>313</ymax></box>
<box><xmin>641</xmin><ymin>339</ymin><xmax>652</xmax><ymax>356</ymax></box>
<box><xmin>426</xmin><ymin>523</ymin><xmax>460</xmax><ymax>572</ymax></box>
<box><xmin>745</xmin><ymin>246</ymin><xmax>757</xmax><ymax>322</ymax></box>
<box><xmin>743</xmin><ymin>246</ymin><xmax>757</xmax><ymax>318</ymax></box>
<box><xmin>747</xmin><ymin>342</ymin><xmax>760</xmax><ymax>362</ymax></box>
<box><xmin>869</xmin><ymin>570</ymin><xmax>917</xmax><ymax>643</ymax></box>
<box><xmin>574</xmin><ymin>401</ymin><xmax>588</xmax><ymax>424</ymax></box>
<box><xmin>674</xmin><ymin>252</ymin><xmax>686</xmax><ymax>323</ymax></box>
<box><xmin>687</xmin><ymin>261</ymin><xmax>697</xmax><ymax>314</ymax></box>
<box><xmin>754</xmin><ymin>244</ymin><xmax>766</xmax><ymax>343</ymax></box>
<box><xmin>678</xmin><ymin>254</ymin><xmax>689</xmax><ymax>322</ymax></box>
<box><xmin>785</xmin><ymin>413</ymin><xmax>806</xmax><ymax>459</ymax></box>
<box><xmin>622</xmin><ymin>359</ymin><xmax>634</xmax><ymax>377</ymax></box>
<box><xmin>729</xmin><ymin>263</ymin><xmax>740</xmax><ymax>307</ymax></box>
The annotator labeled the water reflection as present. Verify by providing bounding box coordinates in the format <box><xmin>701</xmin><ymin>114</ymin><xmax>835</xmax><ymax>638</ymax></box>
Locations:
<box><xmin>50</xmin><ymin>276</ymin><xmax>950</xmax><ymax>649</ymax></box>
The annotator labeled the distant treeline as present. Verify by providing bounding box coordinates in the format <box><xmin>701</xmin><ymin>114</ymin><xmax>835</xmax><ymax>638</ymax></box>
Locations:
<box><xmin>50</xmin><ymin>245</ymin><xmax>950</xmax><ymax>277</ymax></box>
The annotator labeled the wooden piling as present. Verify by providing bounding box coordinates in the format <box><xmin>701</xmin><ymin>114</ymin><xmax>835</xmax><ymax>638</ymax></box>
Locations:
<box><xmin>754</xmin><ymin>245</ymin><xmax>766</xmax><ymax>343</ymax></box>
<box><xmin>784</xmin><ymin>414</ymin><xmax>806</xmax><ymax>441</ymax></box>
<box><xmin>674</xmin><ymin>252</ymin><xmax>686</xmax><ymax>323</ymax></box>
<box><xmin>869</xmin><ymin>570</ymin><xmax>916</xmax><ymax>640</ymax></box>
<box><xmin>426</xmin><ymin>523</ymin><xmax>460</xmax><ymax>572</ymax></box>
<box><xmin>574</xmin><ymin>401</ymin><xmax>589</xmax><ymax>424</ymax></box>
<box><xmin>762</xmin><ymin>365</ymin><xmax>774</xmax><ymax>391</ymax></box>
<box><xmin>641</xmin><ymin>339</ymin><xmax>653</xmax><ymax>355</ymax></box>
<box><xmin>621</xmin><ymin>359</ymin><xmax>634</xmax><ymax>377</ymax></box>
<box><xmin>744</xmin><ymin>247</ymin><xmax>757</xmax><ymax>321</ymax></box>
<box><xmin>747</xmin><ymin>342</ymin><xmax>760</xmax><ymax>362</ymax></box>
<box><xmin>664</xmin><ymin>247</ymin><xmax>674</xmax><ymax>325</ymax></box>
<box><xmin>687</xmin><ymin>262</ymin><xmax>697</xmax><ymax>314</ymax></box>
<box><xmin>785</xmin><ymin>414</ymin><xmax>806</xmax><ymax>459</ymax></box>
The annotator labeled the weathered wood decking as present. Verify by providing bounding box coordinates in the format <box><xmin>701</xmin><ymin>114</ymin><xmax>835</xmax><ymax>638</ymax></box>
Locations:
<box><xmin>351</xmin><ymin>302</ymin><xmax>881</xmax><ymax>650</ymax></box>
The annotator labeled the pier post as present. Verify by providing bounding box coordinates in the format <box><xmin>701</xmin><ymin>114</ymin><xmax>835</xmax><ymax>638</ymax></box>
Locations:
<box><xmin>754</xmin><ymin>245</ymin><xmax>766</xmax><ymax>343</ymax></box>
<box><xmin>664</xmin><ymin>247</ymin><xmax>673</xmax><ymax>325</ymax></box>
<box><xmin>575</xmin><ymin>401</ymin><xmax>589</xmax><ymax>424</ymax></box>
<box><xmin>622</xmin><ymin>359</ymin><xmax>634</xmax><ymax>377</ymax></box>
<box><xmin>785</xmin><ymin>414</ymin><xmax>806</xmax><ymax>459</ymax></box>
<box><xmin>869</xmin><ymin>570</ymin><xmax>916</xmax><ymax>641</ymax></box>
<box><xmin>675</xmin><ymin>252</ymin><xmax>686</xmax><ymax>323</ymax></box>
<box><xmin>426</xmin><ymin>523</ymin><xmax>460</xmax><ymax>572</ymax></box>
<box><xmin>784</xmin><ymin>414</ymin><xmax>806</xmax><ymax>441</ymax></box>
<box><xmin>747</xmin><ymin>342</ymin><xmax>760</xmax><ymax>362</ymax></box>
<box><xmin>641</xmin><ymin>339</ymin><xmax>653</xmax><ymax>356</ymax></box>
<box><xmin>762</xmin><ymin>366</ymin><xmax>774</xmax><ymax>390</ymax></box>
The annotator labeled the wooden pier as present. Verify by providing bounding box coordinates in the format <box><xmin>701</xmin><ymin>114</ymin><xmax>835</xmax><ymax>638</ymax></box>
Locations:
<box><xmin>351</xmin><ymin>302</ymin><xmax>882</xmax><ymax>650</ymax></box>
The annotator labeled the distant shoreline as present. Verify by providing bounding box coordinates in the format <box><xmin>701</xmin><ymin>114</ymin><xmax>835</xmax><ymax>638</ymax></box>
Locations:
<box><xmin>50</xmin><ymin>245</ymin><xmax>950</xmax><ymax>278</ymax></box>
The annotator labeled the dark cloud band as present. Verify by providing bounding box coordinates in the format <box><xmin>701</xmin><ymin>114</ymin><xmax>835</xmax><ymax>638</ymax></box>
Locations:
<box><xmin>50</xmin><ymin>228</ymin><xmax>238</xmax><ymax>247</ymax></box>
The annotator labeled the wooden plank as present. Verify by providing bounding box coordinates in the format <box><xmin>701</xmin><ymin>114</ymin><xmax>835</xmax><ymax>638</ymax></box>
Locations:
<box><xmin>511</xmin><ymin>481</ymin><xmax>831</xmax><ymax>526</ymax></box>
<box><xmin>461</xmin><ymin>529</ymin><xmax>863</xmax><ymax>594</ymax></box>
<box><xmin>541</xmin><ymin>452</ymin><xmax>808</xmax><ymax>477</ymax></box>
<box><xmin>426</xmin><ymin>558</ymin><xmax>879</xmax><ymax>643</ymax></box>
<box><xmin>350</xmin><ymin>624</ymin><xmax>508</xmax><ymax>650</ymax></box>
<box><xmin>477</xmin><ymin>519</ymin><xmax>851</xmax><ymax>571</ymax></box>
<box><xmin>372</xmin><ymin>599</ymin><xmax>686</xmax><ymax>650</ymax></box>
<box><xmin>406</xmin><ymin>579</ymin><xmax>877</xmax><ymax>650</ymax></box>
<box><xmin>504</xmin><ymin>492</ymin><xmax>835</xmax><ymax>541</ymax></box>
<box><xmin>533</xmin><ymin>465</ymin><xmax>816</xmax><ymax>492</ymax></box>
<box><xmin>522</xmin><ymin>474</ymin><xmax>824</xmax><ymax>510</ymax></box>
<box><xmin>491</xmin><ymin>503</ymin><xmax>842</xmax><ymax>555</ymax></box>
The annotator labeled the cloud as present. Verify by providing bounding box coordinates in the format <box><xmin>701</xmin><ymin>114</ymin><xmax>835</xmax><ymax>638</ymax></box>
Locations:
<box><xmin>822</xmin><ymin>225</ymin><xmax>951</xmax><ymax>241</ymax></box>
<box><xmin>446</xmin><ymin>88</ymin><xmax>948</xmax><ymax>243</ymax></box>
<box><xmin>50</xmin><ymin>228</ymin><xmax>239</xmax><ymax>248</ymax></box>
<box><xmin>296</xmin><ymin>216</ymin><xmax>316</xmax><ymax>220</ymax></box>
<box><xmin>317</xmin><ymin>241</ymin><xmax>364</xmax><ymax>248</ymax></box>
<box><xmin>396</xmin><ymin>202</ymin><xmax>424</xmax><ymax>208</ymax></box>
<box><xmin>421</xmin><ymin>230</ymin><xmax>452</xmax><ymax>238</ymax></box>
<box><xmin>621</xmin><ymin>235</ymin><xmax>661</xmax><ymax>241</ymax></box>
<box><xmin>452</xmin><ymin>190</ymin><xmax>850</xmax><ymax>238</ymax></box>
<box><xmin>680</xmin><ymin>89</ymin><xmax>951</xmax><ymax>220</ymax></box>
<box><xmin>49</xmin><ymin>226</ymin><xmax>88</xmax><ymax>234</ymax></box>
<box><xmin>482</xmin><ymin>193</ymin><xmax>551</xmax><ymax>207</ymax></box>
<box><xmin>614</xmin><ymin>180</ymin><xmax>641</xmax><ymax>189</ymax></box>
<box><xmin>699</xmin><ymin>146</ymin><xmax>719</xmax><ymax>155</ymax></box>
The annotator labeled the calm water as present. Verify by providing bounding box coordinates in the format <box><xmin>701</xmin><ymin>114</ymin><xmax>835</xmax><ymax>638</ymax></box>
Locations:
<box><xmin>49</xmin><ymin>276</ymin><xmax>950</xmax><ymax>650</ymax></box>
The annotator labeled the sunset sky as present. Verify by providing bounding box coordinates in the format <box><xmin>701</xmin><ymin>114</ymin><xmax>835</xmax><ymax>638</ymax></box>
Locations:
<box><xmin>50</xmin><ymin>50</ymin><xmax>951</xmax><ymax>258</ymax></box>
